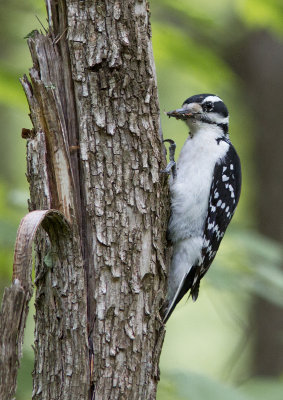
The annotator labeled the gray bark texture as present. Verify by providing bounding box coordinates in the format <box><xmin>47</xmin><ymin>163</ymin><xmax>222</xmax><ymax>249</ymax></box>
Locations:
<box><xmin>0</xmin><ymin>210</ymin><xmax>80</xmax><ymax>400</ymax></box>
<box><xmin>0</xmin><ymin>0</ymin><xmax>169</xmax><ymax>399</ymax></box>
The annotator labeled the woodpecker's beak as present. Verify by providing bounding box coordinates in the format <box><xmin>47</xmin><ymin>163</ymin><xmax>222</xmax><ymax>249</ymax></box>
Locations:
<box><xmin>166</xmin><ymin>103</ymin><xmax>202</xmax><ymax>120</ymax></box>
<box><xmin>166</xmin><ymin>109</ymin><xmax>194</xmax><ymax>120</ymax></box>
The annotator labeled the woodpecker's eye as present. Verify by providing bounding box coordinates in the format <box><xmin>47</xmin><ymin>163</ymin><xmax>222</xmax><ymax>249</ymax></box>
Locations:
<box><xmin>203</xmin><ymin>102</ymin><xmax>213</xmax><ymax>112</ymax></box>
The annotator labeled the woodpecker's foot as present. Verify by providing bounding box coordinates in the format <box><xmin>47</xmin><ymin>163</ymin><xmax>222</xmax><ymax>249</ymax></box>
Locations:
<box><xmin>161</xmin><ymin>139</ymin><xmax>177</xmax><ymax>178</ymax></box>
<box><xmin>161</xmin><ymin>160</ymin><xmax>176</xmax><ymax>174</ymax></box>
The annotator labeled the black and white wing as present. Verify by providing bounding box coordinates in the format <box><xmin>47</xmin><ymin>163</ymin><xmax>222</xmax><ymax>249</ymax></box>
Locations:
<box><xmin>162</xmin><ymin>142</ymin><xmax>241</xmax><ymax>319</ymax></box>
<box><xmin>197</xmin><ymin>143</ymin><xmax>241</xmax><ymax>287</ymax></box>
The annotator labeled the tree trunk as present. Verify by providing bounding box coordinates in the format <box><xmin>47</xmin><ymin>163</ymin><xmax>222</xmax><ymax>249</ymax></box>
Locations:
<box><xmin>229</xmin><ymin>30</ymin><xmax>283</xmax><ymax>377</ymax></box>
<box><xmin>20</xmin><ymin>0</ymin><xmax>168</xmax><ymax>399</ymax></box>
<box><xmin>248</xmin><ymin>32</ymin><xmax>283</xmax><ymax>377</ymax></box>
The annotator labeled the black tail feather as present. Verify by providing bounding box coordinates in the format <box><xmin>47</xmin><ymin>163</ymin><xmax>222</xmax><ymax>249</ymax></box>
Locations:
<box><xmin>160</xmin><ymin>266</ymin><xmax>197</xmax><ymax>324</ymax></box>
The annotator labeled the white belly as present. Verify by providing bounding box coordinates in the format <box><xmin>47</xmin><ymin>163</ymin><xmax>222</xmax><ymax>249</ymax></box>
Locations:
<box><xmin>168</xmin><ymin>128</ymin><xmax>229</xmax><ymax>242</ymax></box>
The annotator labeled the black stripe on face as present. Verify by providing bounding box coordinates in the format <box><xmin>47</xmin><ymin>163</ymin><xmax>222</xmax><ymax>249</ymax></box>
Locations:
<box><xmin>217</xmin><ymin>123</ymin><xmax>229</xmax><ymax>134</ymax></box>
<box><xmin>212</xmin><ymin>101</ymin><xmax>229</xmax><ymax>117</ymax></box>
<box><xmin>198</xmin><ymin>115</ymin><xmax>229</xmax><ymax>135</ymax></box>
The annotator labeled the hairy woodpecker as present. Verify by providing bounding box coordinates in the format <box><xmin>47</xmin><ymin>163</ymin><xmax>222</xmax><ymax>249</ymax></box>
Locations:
<box><xmin>161</xmin><ymin>94</ymin><xmax>241</xmax><ymax>323</ymax></box>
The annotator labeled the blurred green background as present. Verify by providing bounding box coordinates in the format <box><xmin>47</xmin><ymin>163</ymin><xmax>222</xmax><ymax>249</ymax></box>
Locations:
<box><xmin>0</xmin><ymin>1</ymin><xmax>283</xmax><ymax>399</ymax></box>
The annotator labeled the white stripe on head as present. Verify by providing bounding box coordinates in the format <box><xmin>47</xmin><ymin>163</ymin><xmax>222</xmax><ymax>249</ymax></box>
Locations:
<box><xmin>202</xmin><ymin>95</ymin><xmax>223</xmax><ymax>104</ymax></box>
<box><xmin>207</xmin><ymin>112</ymin><xmax>229</xmax><ymax>124</ymax></box>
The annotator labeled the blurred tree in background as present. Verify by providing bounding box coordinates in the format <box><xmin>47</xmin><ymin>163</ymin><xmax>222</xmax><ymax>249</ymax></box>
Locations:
<box><xmin>0</xmin><ymin>0</ymin><xmax>282</xmax><ymax>399</ymax></box>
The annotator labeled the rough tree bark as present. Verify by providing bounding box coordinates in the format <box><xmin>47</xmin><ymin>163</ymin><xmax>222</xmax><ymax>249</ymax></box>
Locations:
<box><xmin>8</xmin><ymin>0</ymin><xmax>168</xmax><ymax>399</ymax></box>
<box><xmin>0</xmin><ymin>210</ymin><xmax>79</xmax><ymax>400</ymax></box>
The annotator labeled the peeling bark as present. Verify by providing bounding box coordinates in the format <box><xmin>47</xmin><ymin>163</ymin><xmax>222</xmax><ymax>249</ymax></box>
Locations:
<box><xmin>0</xmin><ymin>210</ymin><xmax>88</xmax><ymax>400</ymax></box>
<box><xmin>1</xmin><ymin>0</ymin><xmax>169</xmax><ymax>399</ymax></box>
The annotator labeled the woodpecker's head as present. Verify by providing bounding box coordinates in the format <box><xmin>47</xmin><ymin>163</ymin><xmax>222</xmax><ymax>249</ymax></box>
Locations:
<box><xmin>167</xmin><ymin>94</ymin><xmax>229</xmax><ymax>136</ymax></box>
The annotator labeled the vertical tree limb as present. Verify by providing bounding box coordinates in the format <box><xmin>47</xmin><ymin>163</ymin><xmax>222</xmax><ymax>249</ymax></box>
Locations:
<box><xmin>0</xmin><ymin>0</ymin><xmax>169</xmax><ymax>399</ymax></box>
<box><xmin>229</xmin><ymin>31</ymin><xmax>283</xmax><ymax>376</ymax></box>
<box><xmin>0</xmin><ymin>210</ymin><xmax>89</xmax><ymax>400</ymax></box>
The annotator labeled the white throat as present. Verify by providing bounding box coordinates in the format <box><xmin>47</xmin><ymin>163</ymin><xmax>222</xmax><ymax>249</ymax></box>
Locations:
<box><xmin>186</xmin><ymin>119</ymin><xmax>226</xmax><ymax>138</ymax></box>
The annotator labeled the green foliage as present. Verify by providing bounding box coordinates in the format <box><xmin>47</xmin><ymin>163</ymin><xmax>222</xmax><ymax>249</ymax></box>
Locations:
<box><xmin>157</xmin><ymin>375</ymin><xmax>187</xmax><ymax>400</ymax></box>
<box><xmin>241</xmin><ymin>377</ymin><xmax>283</xmax><ymax>400</ymax></box>
<box><xmin>158</xmin><ymin>371</ymin><xmax>283</xmax><ymax>400</ymax></box>
<box><xmin>207</xmin><ymin>229</ymin><xmax>283</xmax><ymax>307</ymax></box>
<box><xmin>152</xmin><ymin>23</ymin><xmax>236</xmax><ymax>90</ymax></box>
<box><xmin>158</xmin><ymin>371</ymin><xmax>251</xmax><ymax>400</ymax></box>
<box><xmin>0</xmin><ymin>67</ymin><xmax>27</xmax><ymax>110</ymax></box>
<box><xmin>16</xmin><ymin>350</ymin><xmax>34</xmax><ymax>400</ymax></box>
<box><xmin>152</xmin><ymin>0</ymin><xmax>238</xmax><ymax>33</ymax></box>
<box><xmin>236</xmin><ymin>0</ymin><xmax>283</xmax><ymax>35</ymax></box>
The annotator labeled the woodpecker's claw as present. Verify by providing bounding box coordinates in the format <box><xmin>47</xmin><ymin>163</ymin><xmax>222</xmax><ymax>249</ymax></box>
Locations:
<box><xmin>163</xmin><ymin>139</ymin><xmax>176</xmax><ymax>147</ymax></box>
<box><xmin>161</xmin><ymin>139</ymin><xmax>177</xmax><ymax>178</ymax></box>
<box><xmin>161</xmin><ymin>161</ymin><xmax>176</xmax><ymax>175</ymax></box>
